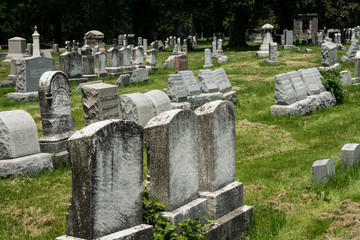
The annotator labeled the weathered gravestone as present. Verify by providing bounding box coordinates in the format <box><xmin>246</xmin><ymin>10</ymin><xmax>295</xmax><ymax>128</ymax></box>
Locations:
<box><xmin>144</xmin><ymin>90</ymin><xmax>172</xmax><ymax>116</ymax></box>
<box><xmin>203</xmin><ymin>48</ymin><xmax>214</xmax><ymax>68</ymax></box>
<box><xmin>145</xmin><ymin>49</ymin><xmax>157</xmax><ymax>72</ymax></box>
<box><xmin>106</xmin><ymin>47</ymin><xmax>121</xmax><ymax>75</ymax></box>
<box><xmin>340</xmin><ymin>70</ymin><xmax>352</xmax><ymax>87</ymax></box>
<box><xmin>52</xmin><ymin>44</ymin><xmax>59</xmax><ymax>54</ymax></box>
<box><xmin>195</xmin><ymin>101</ymin><xmax>253</xmax><ymax>239</ymax></box>
<box><xmin>174</xmin><ymin>55</ymin><xmax>188</xmax><ymax>74</ymax></box>
<box><xmin>38</xmin><ymin>71</ymin><xmax>76</xmax><ymax>159</ymax></box>
<box><xmin>119</xmin><ymin>47</ymin><xmax>133</xmax><ymax>73</ymax></box>
<box><xmin>274</xmin><ymin>73</ymin><xmax>297</xmax><ymax>105</ymax></box>
<box><xmin>94</xmin><ymin>52</ymin><xmax>107</xmax><ymax>77</ymax></box>
<box><xmin>341</xmin><ymin>143</ymin><xmax>360</xmax><ymax>167</ymax></box>
<box><xmin>2</xmin><ymin>37</ymin><xmax>29</xmax><ymax>66</ymax></box>
<box><xmin>130</xmin><ymin>68</ymin><xmax>149</xmax><ymax>83</ymax></box>
<box><xmin>341</xmin><ymin>39</ymin><xmax>359</xmax><ymax>62</ymax></box>
<box><xmin>256</xmin><ymin>23</ymin><xmax>274</xmax><ymax>57</ymax></box>
<box><xmin>355</xmin><ymin>52</ymin><xmax>360</xmax><ymax>83</ymax></box>
<box><xmin>178</xmin><ymin>70</ymin><xmax>201</xmax><ymax>96</ymax></box>
<box><xmin>312</xmin><ymin>159</ymin><xmax>335</xmax><ymax>184</ymax></box>
<box><xmin>319</xmin><ymin>42</ymin><xmax>341</xmax><ymax>71</ymax></box>
<box><xmin>265</xmin><ymin>42</ymin><xmax>280</xmax><ymax>65</ymax></box>
<box><xmin>298</xmin><ymin>68</ymin><xmax>326</xmax><ymax>95</ymax></box>
<box><xmin>115</xmin><ymin>74</ymin><xmax>130</xmax><ymax>87</ymax></box>
<box><xmin>282</xmin><ymin>30</ymin><xmax>295</xmax><ymax>49</ymax></box>
<box><xmin>288</xmin><ymin>71</ymin><xmax>308</xmax><ymax>101</ymax></box>
<box><xmin>119</xmin><ymin>93</ymin><xmax>154</xmax><ymax>127</ymax></box>
<box><xmin>0</xmin><ymin>110</ymin><xmax>53</xmax><ymax>177</ymax></box>
<box><xmin>56</xmin><ymin>120</ymin><xmax>153</xmax><ymax>240</ymax></box>
<box><xmin>132</xmin><ymin>46</ymin><xmax>144</xmax><ymax>68</ymax></box>
<box><xmin>212</xmin><ymin>68</ymin><xmax>237</xmax><ymax>103</ymax></box>
<box><xmin>81</xmin><ymin>45</ymin><xmax>96</xmax><ymax>79</ymax></box>
<box><xmin>81</xmin><ymin>83</ymin><xmax>121</xmax><ymax>126</ymax></box>
<box><xmin>144</xmin><ymin>109</ymin><xmax>208</xmax><ymax>225</ymax></box>
<box><xmin>60</xmin><ymin>52</ymin><xmax>86</xmax><ymax>82</ymax></box>
<box><xmin>166</xmin><ymin>74</ymin><xmax>188</xmax><ymax>103</ymax></box>
<box><xmin>197</xmin><ymin>69</ymin><xmax>219</xmax><ymax>93</ymax></box>
<box><xmin>43</xmin><ymin>51</ymin><xmax>52</xmax><ymax>59</ymax></box>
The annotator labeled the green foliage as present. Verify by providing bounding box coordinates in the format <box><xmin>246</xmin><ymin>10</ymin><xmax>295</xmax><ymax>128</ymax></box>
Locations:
<box><xmin>321</xmin><ymin>69</ymin><xmax>346</xmax><ymax>104</ymax></box>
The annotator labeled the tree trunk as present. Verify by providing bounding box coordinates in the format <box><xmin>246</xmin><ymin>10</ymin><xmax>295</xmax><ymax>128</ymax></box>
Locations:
<box><xmin>227</xmin><ymin>7</ymin><xmax>249</xmax><ymax>47</ymax></box>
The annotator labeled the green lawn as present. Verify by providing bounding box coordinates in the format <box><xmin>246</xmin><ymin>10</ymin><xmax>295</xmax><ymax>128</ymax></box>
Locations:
<box><xmin>0</xmin><ymin>40</ymin><xmax>360</xmax><ymax>239</ymax></box>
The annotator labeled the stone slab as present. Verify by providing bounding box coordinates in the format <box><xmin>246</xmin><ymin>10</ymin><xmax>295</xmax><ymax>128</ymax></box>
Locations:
<box><xmin>0</xmin><ymin>81</ymin><xmax>14</xmax><ymax>88</ymax></box>
<box><xmin>205</xmin><ymin>205</ymin><xmax>253</xmax><ymax>240</ymax></box>
<box><xmin>199</xmin><ymin>182</ymin><xmax>243</xmax><ymax>219</ymax></box>
<box><xmin>171</xmin><ymin>102</ymin><xmax>191</xmax><ymax>110</ymax></box>
<box><xmin>312</xmin><ymin>159</ymin><xmax>335</xmax><ymax>184</ymax></box>
<box><xmin>144</xmin><ymin>90</ymin><xmax>172</xmax><ymax>116</ymax></box>
<box><xmin>167</xmin><ymin>74</ymin><xmax>188</xmax><ymax>102</ymax></box>
<box><xmin>188</xmin><ymin>93</ymin><xmax>223</xmax><ymax>109</ymax></box>
<box><xmin>270</xmin><ymin>98</ymin><xmax>313</xmax><ymax>116</ymax></box>
<box><xmin>75</xmin><ymin>80</ymin><xmax>103</xmax><ymax>92</ymax></box>
<box><xmin>212</xmin><ymin>68</ymin><xmax>232</xmax><ymax>93</ymax></box>
<box><xmin>318</xmin><ymin>63</ymin><xmax>341</xmax><ymax>72</ymax></box>
<box><xmin>198</xmin><ymin>69</ymin><xmax>219</xmax><ymax>93</ymax></box>
<box><xmin>341</xmin><ymin>143</ymin><xmax>360</xmax><ymax>167</ymax></box>
<box><xmin>0</xmin><ymin>153</ymin><xmax>53</xmax><ymax>178</ymax></box>
<box><xmin>223</xmin><ymin>91</ymin><xmax>237</xmax><ymax>104</ymax></box>
<box><xmin>160</xmin><ymin>198</ymin><xmax>208</xmax><ymax>227</ymax></box>
<box><xmin>7</xmin><ymin>92</ymin><xmax>38</xmax><ymax>101</ymax></box>
<box><xmin>307</xmin><ymin>91</ymin><xmax>336</xmax><ymax>110</ymax></box>
<box><xmin>56</xmin><ymin>224</ymin><xmax>153</xmax><ymax>240</ymax></box>
<box><xmin>179</xmin><ymin>71</ymin><xmax>201</xmax><ymax>96</ymax></box>
<box><xmin>274</xmin><ymin>73</ymin><xmax>297</xmax><ymax>105</ymax></box>
<box><xmin>288</xmin><ymin>71</ymin><xmax>307</xmax><ymax>101</ymax></box>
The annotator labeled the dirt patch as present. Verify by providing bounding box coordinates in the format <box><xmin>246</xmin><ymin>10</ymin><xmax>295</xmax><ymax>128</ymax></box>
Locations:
<box><xmin>232</xmin><ymin>86</ymin><xmax>245</xmax><ymax>91</ymax></box>
<box><xmin>264</xmin><ymin>189</ymin><xmax>296</xmax><ymax>213</ymax></box>
<box><xmin>318</xmin><ymin>199</ymin><xmax>360</xmax><ymax>239</ymax></box>
<box><xmin>284</xmin><ymin>60</ymin><xmax>315</xmax><ymax>67</ymax></box>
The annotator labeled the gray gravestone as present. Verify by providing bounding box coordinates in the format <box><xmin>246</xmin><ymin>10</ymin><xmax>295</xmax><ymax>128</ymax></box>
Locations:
<box><xmin>178</xmin><ymin>71</ymin><xmax>201</xmax><ymax>96</ymax></box>
<box><xmin>65</xmin><ymin>120</ymin><xmax>147</xmax><ymax>239</ymax></box>
<box><xmin>340</xmin><ymin>70</ymin><xmax>352</xmax><ymax>87</ymax></box>
<box><xmin>312</xmin><ymin>159</ymin><xmax>335</xmax><ymax>184</ymax></box>
<box><xmin>81</xmin><ymin>83</ymin><xmax>121</xmax><ymax>126</ymax></box>
<box><xmin>321</xmin><ymin>42</ymin><xmax>338</xmax><ymax>67</ymax></box>
<box><xmin>274</xmin><ymin>73</ymin><xmax>297</xmax><ymax>105</ymax></box>
<box><xmin>115</xmin><ymin>74</ymin><xmax>130</xmax><ymax>87</ymax></box>
<box><xmin>166</xmin><ymin>74</ymin><xmax>188</xmax><ymax>102</ymax></box>
<box><xmin>344</xmin><ymin>39</ymin><xmax>359</xmax><ymax>61</ymax></box>
<box><xmin>288</xmin><ymin>71</ymin><xmax>308</xmax><ymax>101</ymax></box>
<box><xmin>2</xmin><ymin>37</ymin><xmax>28</xmax><ymax>66</ymax></box>
<box><xmin>43</xmin><ymin>51</ymin><xmax>52</xmax><ymax>59</ymax></box>
<box><xmin>119</xmin><ymin>93</ymin><xmax>155</xmax><ymax>127</ymax></box>
<box><xmin>38</xmin><ymin>71</ymin><xmax>76</xmax><ymax>153</ymax></box>
<box><xmin>198</xmin><ymin>69</ymin><xmax>219</xmax><ymax>93</ymax></box>
<box><xmin>132</xmin><ymin>46</ymin><xmax>144</xmax><ymax>68</ymax></box>
<box><xmin>94</xmin><ymin>52</ymin><xmax>107</xmax><ymax>77</ymax></box>
<box><xmin>106</xmin><ymin>47</ymin><xmax>121</xmax><ymax>74</ymax></box>
<box><xmin>145</xmin><ymin>49</ymin><xmax>157</xmax><ymax>71</ymax></box>
<box><xmin>299</xmin><ymin>68</ymin><xmax>326</xmax><ymax>93</ymax></box>
<box><xmin>203</xmin><ymin>48</ymin><xmax>214</xmax><ymax>68</ymax></box>
<box><xmin>144</xmin><ymin>90</ymin><xmax>172</xmax><ymax>116</ymax></box>
<box><xmin>298</xmin><ymin>69</ymin><xmax>321</xmax><ymax>95</ymax></box>
<box><xmin>15</xmin><ymin>56</ymin><xmax>56</xmax><ymax>92</ymax></box>
<box><xmin>341</xmin><ymin>143</ymin><xmax>360</xmax><ymax>167</ymax></box>
<box><xmin>144</xmin><ymin>109</ymin><xmax>199</xmax><ymax>211</ymax></box>
<box><xmin>212</xmin><ymin>68</ymin><xmax>232</xmax><ymax>93</ymax></box>
<box><xmin>130</xmin><ymin>68</ymin><xmax>149</xmax><ymax>83</ymax></box>
<box><xmin>60</xmin><ymin>52</ymin><xmax>83</xmax><ymax>79</ymax></box>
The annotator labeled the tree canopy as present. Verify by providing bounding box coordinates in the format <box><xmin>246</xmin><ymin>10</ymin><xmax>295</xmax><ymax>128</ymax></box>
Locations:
<box><xmin>0</xmin><ymin>0</ymin><xmax>358</xmax><ymax>46</ymax></box>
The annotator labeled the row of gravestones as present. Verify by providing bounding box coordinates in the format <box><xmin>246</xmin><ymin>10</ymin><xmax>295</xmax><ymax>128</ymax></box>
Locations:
<box><xmin>167</xmin><ymin>68</ymin><xmax>237</xmax><ymax>110</ymax></box>
<box><xmin>55</xmin><ymin>100</ymin><xmax>252</xmax><ymax>240</ymax></box>
<box><xmin>270</xmin><ymin>67</ymin><xmax>337</xmax><ymax>116</ymax></box>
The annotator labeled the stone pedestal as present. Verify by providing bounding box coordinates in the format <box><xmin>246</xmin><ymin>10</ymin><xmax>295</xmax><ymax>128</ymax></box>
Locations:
<box><xmin>2</xmin><ymin>37</ymin><xmax>29</xmax><ymax>66</ymax></box>
<box><xmin>256</xmin><ymin>24</ymin><xmax>275</xmax><ymax>58</ymax></box>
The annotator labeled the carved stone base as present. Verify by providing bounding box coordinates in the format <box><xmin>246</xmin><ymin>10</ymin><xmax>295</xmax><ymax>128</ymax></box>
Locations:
<box><xmin>318</xmin><ymin>63</ymin><xmax>341</xmax><ymax>72</ymax></box>
<box><xmin>7</xmin><ymin>92</ymin><xmax>38</xmax><ymax>101</ymax></box>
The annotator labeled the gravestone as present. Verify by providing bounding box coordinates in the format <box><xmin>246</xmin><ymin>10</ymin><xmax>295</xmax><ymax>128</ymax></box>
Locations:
<box><xmin>2</xmin><ymin>37</ymin><xmax>29</xmax><ymax>66</ymax></box>
<box><xmin>60</xmin><ymin>52</ymin><xmax>86</xmax><ymax>82</ymax></box>
<box><xmin>319</xmin><ymin>42</ymin><xmax>340</xmax><ymax>71</ymax></box>
<box><xmin>145</xmin><ymin>49</ymin><xmax>157</xmax><ymax>71</ymax></box>
<box><xmin>166</xmin><ymin>74</ymin><xmax>188</xmax><ymax>102</ymax></box>
<box><xmin>340</xmin><ymin>70</ymin><xmax>351</xmax><ymax>87</ymax></box>
<box><xmin>27</xmin><ymin>43</ymin><xmax>33</xmax><ymax>56</ymax></box>
<box><xmin>84</xmin><ymin>30</ymin><xmax>105</xmax><ymax>51</ymax></box>
<box><xmin>143</xmin><ymin>39</ymin><xmax>148</xmax><ymax>53</ymax></box>
<box><xmin>198</xmin><ymin>69</ymin><xmax>219</xmax><ymax>93</ymax></box>
<box><xmin>115</xmin><ymin>74</ymin><xmax>130</xmax><ymax>87</ymax></box>
<box><xmin>355</xmin><ymin>52</ymin><xmax>360</xmax><ymax>82</ymax></box>
<box><xmin>38</xmin><ymin>71</ymin><xmax>76</xmax><ymax>158</ymax></box>
<box><xmin>132</xmin><ymin>46</ymin><xmax>144</xmax><ymax>68</ymax></box>
<box><xmin>106</xmin><ymin>47</ymin><xmax>121</xmax><ymax>74</ymax></box>
<box><xmin>298</xmin><ymin>68</ymin><xmax>326</xmax><ymax>94</ymax></box>
<box><xmin>119</xmin><ymin>93</ymin><xmax>154</xmax><ymax>127</ymax></box>
<box><xmin>32</xmin><ymin>26</ymin><xmax>41</xmax><ymax>57</ymax></box>
<box><xmin>81</xmin><ymin>83</ymin><xmax>121</xmax><ymax>126</ymax></box>
<box><xmin>119</xmin><ymin>47</ymin><xmax>133</xmax><ymax>73</ymax></box>
<box><xmin>341</xmin><ymin>39</ymin><xmax>359</xmax><ymax>62</ymax></box>
<box><xmin>94</xmin><ymin>52</ymin><xmax>107</xmax><ymax>77</ymax></box>
<box><xmin>178</xmin><ymin>71</ymin><xmax>201</xmax><ymax>96</ymax></box>
<box><xmin>144</xmin><ymin>90</ymin><xmax>172</xmax><ymax>116</ymax></box>
<box><xmin>75</xmin><ymin>80</ymin><xmax>103</xmax><ymax>92</ymax></box>
<box><xmin>174</xmin><ymin>55</ymin><xmax>188</xmax><ymax>73</ymax></box>
<box><xmin>274</xmin><ymin>73</ymin><xmax>297</xmax><ymax>105</ymax></box>
<box><xmin>81</xmin><ymin>45</ymin><xmax>96</xmax><ymax>79</ymax></box>
<box><xmin>43</xmin><ymin>51</ymin><xmax>52</xmax><ymax>58</ymax></box>
<box><xmin>52</xmin><ymin>44</ymin><xmax>59</xmax><ymax>54</ymax></box>
<box><xmin>341</xmin><ymin>143</ymin><xmax>360</xmax><ymax>167</ymax></box>
<box><xmin>312</xmin><ymin>159</ymin><xmax>335</xmax><ymax>184</ymax></box>
<box><xmin>212</xmin><ymin>68</ymin><xmax>231</xmax><ymax>93</ymax></box>
<box><xmin>58</xmin><ymin>120</ymin><xmax>153</xmax><ymax>240</ymax></box>
<box><xmin>0</xmin><ymin>110</ymin><xmax>53</xmax><ymax>177</ymax></box>
<box><xmin>203</xmin><ymin>48</ymin><xmax>214</xmax><ymax>68</ymax></box>
<box><xmin>282</xmin><ymin>30</ymin><xmax>294</xmax><ymax>49</ymax></box>
<box><xmin>264</xmin><ymin>42</ymin><xmax>280</xmax><ymax>65</ymax></box>
<box><xmin>172</xmin><ymin>44</ymin><xmax>179</xmax><ymax>55</ymax></box>
<box><xmin>130</xmin><ymin>68</ymin><xmax>149</xmax><ymax>83</ymax></box>
<box><xmin>144</xmin><ymin>109</ymin><xmax>208</xmax><ymax>224</ymax></box>
<box><xmin>256</xmin><ymin>23</ymin><xmax>274</xmax><ymax>57</ymax></box>
<box><xmin>288</xmin><ymin>71</ymin><xmax>307</xmax><ymax>101</ymax></box>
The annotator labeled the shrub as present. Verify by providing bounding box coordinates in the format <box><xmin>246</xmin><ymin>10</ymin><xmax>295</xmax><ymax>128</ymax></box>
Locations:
<box><xmin>321</xmin><ymin>69</ymin><xmax>345</xmax><ymax>104</ymax></box>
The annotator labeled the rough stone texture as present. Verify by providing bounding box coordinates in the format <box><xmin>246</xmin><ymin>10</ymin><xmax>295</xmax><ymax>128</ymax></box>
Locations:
<box><xmin>132</xmin><ymin>47</ymin><xmax>144</xmax><ymax>68</ymax></box>
<box><xmin>312</xmin><ymin>159</ymin><xmax>335</xmax><ymax>184</ymax></box>
<box><xmin>340</xmin><ymin>70</ymin><xmax>352</xmax><ymax>87</ymax></box>
<box><xmin>342</xmin><ymin>39</ymin><xmax>359</xmax><ymax>62</ymax></box>
<box><xmin>119</xmin><ymin>47</ymin><xmax>133</xmax><ymax>73</ymax></box>
<box><xmin>0</xmin><ymin>110</ymin><xmax>40</xmax><ymax>159</ymax></box>
<box><xmin>199</xmin><ymin>182</ymin><xmax>243</xmax><ymax>219</ymax></box>
<box><xmin>57</xmin><ymin>224</ymin><xmax>153</xmax><ymax>240</ymax></box>
<box><xmin>161</xmin><ymin>198</ymin><xmax>208</xmax><ymax>227</ymax></box>
<box><xmin>307</xmin><ymin>91</ymin><xmax>336</xmax><ymax>110</ymax></box>
<box><xmin>0</xmin><ymin>81</ymin><xmax>14</xmax><ymax>88</ymax></box>
<box><xmin>274</xmin><ymin>73</ymin><xmax>297</xmax><ymax>105</ymax></box>
<box><xmin>2</xmin><ymin>37</ymin><xmax>29</xmax><ymax>66</ymax></box>
<box><xmin>174</xmin><ymin>55</ymin><xmax>188</xmax><ymax>74</ymax></box>
<box><xmin>355</xmin><ymin>51</ymin><xmax>360</xmax><ymax>81</ymax></box>
<box><xmin>166</xmin><ymin>74</ymin><xmax>187</xmax><ymax>102</ymax></box>
<box><xmin>305</xmin><ymin>48</ymin><xmax>313</xmax><ymax>53</ymax></box>
<box><xmin>223</xmin><ymin>91</ymin><xmax>237</xmax><ymax>105</ymax></box>
<box><xmin>264</xmin><ymin>42</ymin><xmax>280</xmax><ymax>65</ymax></box>
<box><xmin>81</xmin><ymin>83</ymin><xmax>121</xmax><ymax>126</ymax></box>
<box><xmin>198</xmin><ymin>69</ymin><xmax>219</xmax><ymax>93</ymax></box>
<box><xmin>218</xmin><ymin>55</ymin><xmax>228</xmax><ymax>64</ymax></box>
<box><xmin>318</xmin><ymin>63</ymin><xmax>341</xmax><ymax>72</ymax></box>
<box><xmin>7</xmin><ymin>57</ymin><xmax>19</xmax><ymax>81</ymax></box>
<box><xmin>60</xmin><ymin>52</ymin><xmax>83</xmax><ymax>79</ymax></box>
<box><xmin>188</xmin><ymin>93</ymin><xmax>223</xmax><ymax>109</ymax></box>
<box><xmin>288</xmin><ymin>71</ymin><xmax>307</xmax><ymax>101</ymax></box>
<box><xmin>119</xmin><ymin>93</ymin><xmax>155</xmax><ymax>127</ymax></box>
<box><xmin>7</xmin><ymin>92</ymin><xmax>38</xmax><ymax>101</ymax></box>
<box><xmin>38</xmin><ymin>71</ymin><xmax>76</xmax><ymax>153</ymax></box>
<box><xmin>130</xmin><ymin>68</ymin><xmax>149</xmax><ymax>83</ymax></box>
<box><xmin>66</xmin><ymin>120</ymin><xmax>144</xmax><ymax>239</ymax></box>
<box><xmin>171</xmin><ymin>102</ymin><xmax>191</xmax><ymax>110</ymax></box>
<box><xmin>270</xmin><ymin>98</ymin><xmax>313</xmax><ymax>116</ymax></box>
<box><xmin>179</xmin><ymin>71</ymin><xmax>201</xmax><ymax>96</ymax></box>
<box><xmin>144</xmin><ymin>109</ymin><xmax>199</xmax><ymax>211</ymax></box>
<box><xmin>205</xmin><ymin>205</ymin><xmax>253</xmax><ymax>240</ymax></box>
<box><xmin>15</xmin><ymin>56</ymin><xmax>56</xmax><ymax>92</ymax></box>
<box><xmin>195</xmin><ymin>100</ymin><xmax>235</xmax><ymax>192</ymax></box>
<box><xmin>115</xmin><ymin>74</ymin><xmax>130</xmax><ymax>87</ymax></box>
<box><xmin>321</xmin><ymin>42</ymin><xmax>338</xmax><ymax>67</ymax></box>
<box><xmin>0</xmin><ymin>153</ymin><xmax>53</xmax><ymax>178</ymax></box>
<box><xmin>341</xmin><ymin>143</ymin><xmax>360</xmax><ymax>167</ymax></box>
<box><xmin>212</xmin><ymin>68</ymin><xmax>232</xmax><ymax>93</ymax></box>
<box><xmin>75</xmin><ymin>81</ymin><xmax>103</xmax><ymax>92</ymax></box>
<box><xmin>203</xmin><ymin>48</ymin><xmax>214</xmax><ymax>68</ymax></box>
<box><xmin>144</xmin><ymin>90</ymin><xmax>172</xmax><ymax>116</ymax></box>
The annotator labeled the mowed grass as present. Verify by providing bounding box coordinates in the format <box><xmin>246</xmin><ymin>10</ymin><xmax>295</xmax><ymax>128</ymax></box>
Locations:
<box><xmin>1</xmin><ymin>40</ymin><xmax>360</xmax><ymax>239</ymax></box>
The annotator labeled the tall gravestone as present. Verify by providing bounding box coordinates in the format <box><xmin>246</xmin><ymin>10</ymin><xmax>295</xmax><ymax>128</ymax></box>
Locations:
<box><xmin>174</xmin><ymin>55</ymin><xmax>187</xmax><ymax>73</ymax></box>
<box><xmin>0</xmin><ymin>110</ymin><xmax>53</xmax><ymax>177</ymax></box>
<box><xmin>256</xmin><ymin>24</ymin><xmax>274</xmax><ymax>57</ymax></box>
<box><xmin>57</xmin><ymin>120</ymin><xmax>153</xmax><ymax>240</ymax></box>
<box><xmin>60</xmin><ymin>51</ymin><xmax>86</xmax><ymax>82</ymax></box>
<box><xmin>81</xmin><ymin>45</ymin><xmax>96</xmax><ymax>79</ymax></box>
<box><xmin>203</xmin><ymin>48</ymin><xmax>214</xmax><ymax>68</ymax></box>
<box><xmin>145</xmin><ymin>49</ymin><xmax>157</xmax><ymax>72</ymax></box>
<box><xmin>94</xmin><ymin>52</ymin><xmax>107</xmax><ymax>77</ymax></box>
<box><xmin>119</xmin><ymin>47</ymin><xmax>133</xmax><ymax>73</ymax></box>
<box><xmin>38</xmin><ymin>71</ymin><xmax>76</xmax><ymax>158</ymax></box>
<box><xmin>319</xmin><ymin>42</ymin><xmax>340</xmax><ymax>71</ymax></box>
<box><xmin>132</xmin><ymin>47</ymin><xmax>144</xmax><ymax>68</ymax></box>
<box><xmin>341</xmin><ymin>39</ymin><xmax>359</xmax><ymax>62</ymax></box>
<box><xmin>81</xmin><ymin>83</ymin><xmax>121</xmax><ymax>126</ymax></box>
<box><xmin>106</xmin><ymin>47</ymin><xmax>121</xmax><ymax>75</ymax></box>
<box><xmin>265</xmin><ymin>42</ymin><xmax>280</xmax><ymax>65</ymax></box>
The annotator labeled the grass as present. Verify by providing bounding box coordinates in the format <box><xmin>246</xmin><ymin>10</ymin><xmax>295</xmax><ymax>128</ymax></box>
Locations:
<box><xmin>1</xmin><ymin>39</ymin><xmax>360</xmax><ymax>239</ymax></box>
